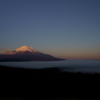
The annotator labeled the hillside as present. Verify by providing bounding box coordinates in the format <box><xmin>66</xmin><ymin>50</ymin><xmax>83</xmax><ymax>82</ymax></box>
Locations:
<box><xmin>0</xmin><ymin>65</ymin><xmax>100</xmax><ymax>99</ymax></box>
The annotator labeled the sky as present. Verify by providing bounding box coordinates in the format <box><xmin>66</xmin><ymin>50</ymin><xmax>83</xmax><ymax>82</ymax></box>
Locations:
<box><xmin>0</xmin><ymin>0</ymin><xmax>100</xmax><ymax>60</ymax></box>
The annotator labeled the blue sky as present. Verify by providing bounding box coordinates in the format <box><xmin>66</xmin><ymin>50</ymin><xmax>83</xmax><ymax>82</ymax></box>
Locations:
<box><xmin>0</xmin><ymin>0</ymin><xmax>100</xmax><ymax>59</ymax></box>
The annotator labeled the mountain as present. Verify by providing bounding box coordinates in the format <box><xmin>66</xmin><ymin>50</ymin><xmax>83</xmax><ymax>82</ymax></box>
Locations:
<box><xmin>0</xmin><ymin>46</ymin><xmax>65</xmax><ymax>61</ymax></box>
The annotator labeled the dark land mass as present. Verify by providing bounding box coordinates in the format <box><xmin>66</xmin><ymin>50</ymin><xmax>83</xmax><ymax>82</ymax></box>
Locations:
<box><xmin>0</xmin><ymin>54</ymin><xmax>65</xmax><ymax>61</ymax></box>
<box><xmin>0</xmin><ymin>65</ymin><xmax>100</xmax><ymax>100</ymax></box>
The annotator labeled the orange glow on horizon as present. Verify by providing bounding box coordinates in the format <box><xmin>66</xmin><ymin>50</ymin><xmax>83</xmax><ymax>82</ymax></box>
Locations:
<box><xmin>0</xmin><ymin>47</ymin><xmax>100</xmax><ymax>60</ymax></box>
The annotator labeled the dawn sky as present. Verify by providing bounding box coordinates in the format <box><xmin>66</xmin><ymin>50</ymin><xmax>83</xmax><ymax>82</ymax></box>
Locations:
<box><xmin>0</xmin><ymin>0</ymin><xmax>100</xmax><ymax>59</ymax></box>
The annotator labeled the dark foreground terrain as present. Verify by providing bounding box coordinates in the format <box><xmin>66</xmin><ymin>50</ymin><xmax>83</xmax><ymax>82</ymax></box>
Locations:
<box><xmin>0</xmin><ymin>65</ymin><xmax>100</xmax><ymax>100</ymax></box>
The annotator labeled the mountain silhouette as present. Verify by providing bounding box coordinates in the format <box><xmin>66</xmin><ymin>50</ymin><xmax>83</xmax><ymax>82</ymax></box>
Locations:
<box><xmin>0</xmin><ymin>46</ymin><xmax>65</xmax><ymax>61</ymax></box>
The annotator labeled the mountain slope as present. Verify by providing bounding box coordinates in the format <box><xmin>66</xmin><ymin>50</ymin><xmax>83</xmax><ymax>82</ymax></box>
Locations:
<box><xmin>0</xmin><ymin>46</ymin><xmax>65</xmax><ymax>61</ymax></box>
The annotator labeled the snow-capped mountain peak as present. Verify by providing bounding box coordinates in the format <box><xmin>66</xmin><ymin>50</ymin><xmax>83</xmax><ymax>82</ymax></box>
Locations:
<box><xmin>1</xmin><ymin>46</ymin><xmax>39</xmax><ymax>55</ymax></box>
<box><xmin>0</xmin><ymin>45</ymin><xmax>65</xmax><ymax>61</ymax></box>
<box><xmin>15</xmin><ymin>46</ymin><xmax>38</xmax><ymax>53</ymax></box>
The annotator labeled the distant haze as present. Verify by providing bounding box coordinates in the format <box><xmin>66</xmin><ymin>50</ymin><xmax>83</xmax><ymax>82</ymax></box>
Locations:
<box><xmin>0</xmin><ymin>60</ymin><xmax>100</xmax><ymax>73</ymax></box>
<box><xmin>0</xmin><ymin>0</ymin><xmax>100</xmax><ymax>60</ymax></box>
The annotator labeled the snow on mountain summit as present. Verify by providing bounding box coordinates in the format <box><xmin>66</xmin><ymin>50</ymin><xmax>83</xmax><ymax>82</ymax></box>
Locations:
<box><xmin>0</xmin><ymin>45</ymin><xmax>65</xmax><ymax>61</ymax></box>
<box><xmin>15</xmin><ymin>46</ymin><xmax>38</xmax><ymax>53</ymax></box>
<box><xmin>1</xmin><ymin>46</ymin><xmax>39</xmax><ymax>54</ymax></box>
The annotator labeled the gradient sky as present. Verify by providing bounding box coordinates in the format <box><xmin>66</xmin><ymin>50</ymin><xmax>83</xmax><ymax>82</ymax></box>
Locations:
<box><xmin>0</xmin><ymin>0</ymin><xmax>100</xmax><ymax>59</ymax></box>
